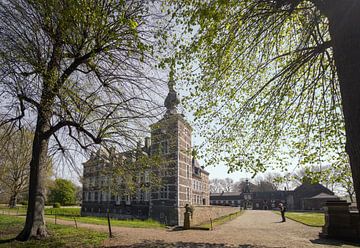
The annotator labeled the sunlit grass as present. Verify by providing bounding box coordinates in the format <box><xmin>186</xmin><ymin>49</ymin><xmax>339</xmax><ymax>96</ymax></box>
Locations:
<box><xmin>274</xmin><ymin>211</ymin><xmax>324</xmax><ymax>227</ymax></box>
<box><xmin>0</xmin><ymin>214</ymin><xmax>107</xmax><ymax>248</ymax></box>
<box><xmin>47</xmin><ymin>215</ymin><xmax>165</xmax><ymax>229</ymax></box>
<box><xmin>0</xmin><ymin>205</ymin><xmax>163</xmax><ymax>229</ymax></box>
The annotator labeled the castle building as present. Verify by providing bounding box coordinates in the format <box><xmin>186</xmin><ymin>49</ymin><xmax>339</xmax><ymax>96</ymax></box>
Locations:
<box><xmin>81</xmin><ymin>76</ymin><xmax>210</xmax><ymax>225</ymax></box>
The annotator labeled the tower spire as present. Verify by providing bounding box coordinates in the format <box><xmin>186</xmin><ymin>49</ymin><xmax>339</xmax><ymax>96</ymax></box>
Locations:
<box><xmin>164</xmin><ymin>59</ymin><xmax>180</xmax><ymax>115</ymax></box>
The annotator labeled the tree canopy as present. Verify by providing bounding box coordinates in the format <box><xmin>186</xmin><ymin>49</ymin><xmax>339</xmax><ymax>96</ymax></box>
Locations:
<box><xmin>170</xmin><ymin>0</ymin><xmax>360</xmax><ymax>206</ymax></box>
<box><xmin>173</xmin><ymin>0</ymin><xmax>342</xmax><ymax>172</ymax></box>
<box><xmin>48</xmin><ymin>179</ymin><xmax>76</xmax><ymax>206</ymax></box>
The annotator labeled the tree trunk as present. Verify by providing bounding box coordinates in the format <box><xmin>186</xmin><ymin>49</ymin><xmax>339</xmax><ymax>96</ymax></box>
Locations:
<box><xmin>8</xmin><ymin>193</ymin><xmax>18</xmax><ymax>208</ymax></box>
<box><xmin>327</xmin><ymin>1</ymin><xmax>360</xmax><ymax>210</ymax></box>
<box><xmin>15</xmin><ymin>109</ymin><xmax>52</xmax><ymax>240</ymax></box>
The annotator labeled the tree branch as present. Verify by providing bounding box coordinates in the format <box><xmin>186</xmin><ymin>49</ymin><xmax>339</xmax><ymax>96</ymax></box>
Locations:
<box><xmin>44</xmin><ymin>120</ymin><xmax>101</xmax><ymax>144</ymax></box>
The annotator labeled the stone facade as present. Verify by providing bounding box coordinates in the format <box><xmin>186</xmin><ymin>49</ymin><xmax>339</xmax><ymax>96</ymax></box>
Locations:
<box><xmin>81</xmin><ymin>77</ymin><xmax>210</xmax><ymax>226</ymax></box>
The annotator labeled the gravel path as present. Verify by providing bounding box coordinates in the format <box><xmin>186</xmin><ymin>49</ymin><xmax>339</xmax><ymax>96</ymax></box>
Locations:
<box><xmin>47</xmin><ymin>210</ymin><xmax>358</xmax><ymax>248</ymax></box>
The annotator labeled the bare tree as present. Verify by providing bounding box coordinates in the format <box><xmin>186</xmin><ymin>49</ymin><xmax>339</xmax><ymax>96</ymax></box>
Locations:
<box><xmin>253</xmin><ymin>176</ymin><xmax>276</xmax><ymax>192</ymax></box>
<box><xmin>210</xmin><ymin>178</ymin><xmax>223</xmax><ymax>193</ymax></box>
<box><xmin>263</xmin><ymin>172</ymin><xmax>282</xmax><ymax>190</ymax></box>
<box><xmin>0</xmin><ymin>0</ymin><xmax>166</xmax><ymax>240</ymax></box>
<box><xmin>220</xmin><ymin>178</ymin><xmax>234</xmax><ymax>192</ymax></box>
<box><xmin>0</xmin><ymin>128</ymin><xmax>31</xmax><ymax>208</ymax></box>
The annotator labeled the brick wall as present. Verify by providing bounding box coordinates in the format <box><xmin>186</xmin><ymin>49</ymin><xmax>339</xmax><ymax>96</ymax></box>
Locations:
<box><xmin>178</xmin><ymin>205</ymin><xmax>240</xmax><ymax>226</ymax></box>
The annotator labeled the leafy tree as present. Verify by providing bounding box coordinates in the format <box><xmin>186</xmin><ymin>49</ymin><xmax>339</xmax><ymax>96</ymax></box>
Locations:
<box><xmin>48</xmin><ymin>179</ymin><xmax>76</xmax><ymax>206</ymax></box>
<box><xmin>0</xmin><ymin>0</ymin><xmax>165</xmax><ymax>240</ymax></box>
<box><xmin>172</xmin><ymin>0</ymin><xmax>360</xmax><ymax>209</ymax></box>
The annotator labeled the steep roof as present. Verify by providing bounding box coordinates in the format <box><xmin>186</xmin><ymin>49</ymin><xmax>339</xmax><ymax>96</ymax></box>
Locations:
<box><xmin>294</xmin><ymin>183</ymin><xmax>334</xmax><ymax>194</ymax></box>
<box><xmin>293</xmin><ymin>183</ymin><xmax>334</xmax><ymax>200</ymax></box>
<box><xmin>308</xmin><ymin>192</ymin><xmax>339</xmax><ymax>199</ymax></box>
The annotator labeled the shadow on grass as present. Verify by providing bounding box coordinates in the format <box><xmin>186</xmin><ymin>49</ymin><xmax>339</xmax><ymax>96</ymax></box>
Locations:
<box><xmin>310</xmin><ymin>238</ymin><xmax>360</xmax><ymax>247</ymax></box>
<box><xmin>0</xmin><ymin>238</ymin><xmax>16</xmax><ymax>244</ymax></box>
<box><xmin>105</xmin><ymin>240</ymin><xmax>278</xmax><ymax>248</ymax></box>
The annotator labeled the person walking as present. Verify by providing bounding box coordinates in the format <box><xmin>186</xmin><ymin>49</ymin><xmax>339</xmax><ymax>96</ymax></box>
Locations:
<box><xmin>279</xmin><ymin>203</ymin><xmax>286</xmax><ymax>222</ymax></box>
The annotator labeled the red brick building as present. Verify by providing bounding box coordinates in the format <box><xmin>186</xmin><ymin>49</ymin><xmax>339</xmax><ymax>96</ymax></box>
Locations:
<box><xmin>81</xmin><ymin>78</ymin><xmax>210</xmax><ymax>225</ymax></box>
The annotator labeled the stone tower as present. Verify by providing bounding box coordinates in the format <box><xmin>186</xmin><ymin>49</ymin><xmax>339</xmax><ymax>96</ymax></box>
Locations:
<box><xmin>148</xmin><ymin>70</ymin><xmax>193</xmax><ymax>225</ymax></box>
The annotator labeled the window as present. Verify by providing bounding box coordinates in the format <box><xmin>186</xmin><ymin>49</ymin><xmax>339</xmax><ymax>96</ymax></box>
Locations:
<box><xmin>184</xmin><ymin>128</ymin><xmax>189</xmax><ymax>136</ymax></box>
<box><xmin>145</xmin><ymin>171</ymin><xmax>150</xmax><ymax>183</ymax></box>
<box><xmin>144</xmin><ymin>191</ymin><xmax>150</xmax><ymax>201</ymax></box>
<box><xmin>94</xmin><ymin>192</ymin><xmax>98</xmax><ymax>201</ymax></box>
<box><xmin>159</xmin><ymin>185</ymin><xmax>169</xmax><ymax>199</ymax></box>
<box><xmin>125</xmin><ymin>195</ymin><xmax>131</xmax><ymax>205</ymax></box>
<box><xmin>186</xmin><ymin>187</ymin><xmax>190</xmax><ymax>201</ymax></box>
<box><xmin>161</xmin><ymin>141</ymin><xmax>169</xmax><ymax>154</ymax></box>
<box><xmin>186</xmin><ymin>165</ymin><xmax>190</xmax><ymax>178</ymax></box>
<box><xmin>186</xmin><ymin>143</ymin><xmax>191</xmax><ymax>153</ymax></box>
<box><xmin>102</xmin><ymin>192</ymin><xmax>107</xmax><ymax>201</ymax></box>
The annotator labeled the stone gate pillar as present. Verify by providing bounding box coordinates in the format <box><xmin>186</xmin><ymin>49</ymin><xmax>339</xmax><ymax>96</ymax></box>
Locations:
<box><xmin>320</xmin><ymin>200</ymin><xmax>359</xmax><ymax>240</ymax></box>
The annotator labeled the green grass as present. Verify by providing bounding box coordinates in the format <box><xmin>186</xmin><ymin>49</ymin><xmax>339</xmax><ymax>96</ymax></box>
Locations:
<box><xmin>0</xmin><ymin>206</ymin><xmax>81</xmax><ymax>216</ymax></box>
<box><xmin>47</xmin><ymin>215</ymin><xmax>164</xmax><ymax>229</ymax></box>
<box><xmin>0</xmin><ymin>214</ymin><xmax>108</xmax><ymax>248</ymax></box>
<box><xmin>0</xmin><ymin>205</ymin><xmax>164</xmax><ymax>229</ymax></box>
<box><xmin>199</xmin><ymin>211</ymin><xmax>243</xmax><ymax>229</ymax></box>
<box><xmin>274</xmin><ymin>211</ymin><xmax>325</xmax><ymax>227</ymax></box>
<box><xmin>44</xmin><ymin>207</ymin><xmax>81</xmax><ymax>216</ymax></box>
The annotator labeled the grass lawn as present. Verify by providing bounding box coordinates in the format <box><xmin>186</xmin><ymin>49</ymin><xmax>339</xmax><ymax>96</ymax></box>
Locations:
<box><xmin>0</xmin><ymin>205</ymin><xmax>164</xmax><ymax>229</ymax></box>
<box><xmin>47</xmin><ymin>215</ymin><xmax>165</xmax><ymax>229</ymax></box>
<box><xmin>0</xmin><ymin>214</ymin><xmax>108</xmax><ymax>248</ymax></box>
<box><xmin>199</xmin><ymin>211</ymin><xmax>243</xmax><ymax>229</ymax></box>
<box><xmin>274</xmin><ymin>211</ymin><xmax>325</xmax><ymax>227</ymax></box>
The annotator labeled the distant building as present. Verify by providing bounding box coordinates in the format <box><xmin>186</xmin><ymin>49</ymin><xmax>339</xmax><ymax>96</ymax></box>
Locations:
<box><xmin>81</xmin><ymin>76</ymin><xmax>210</xmax><ymax>225</ymax></box>
<box><xmin>210</xmin><ymin>181</ymin><xmax>339</xmax><ymax>211</ymax></box>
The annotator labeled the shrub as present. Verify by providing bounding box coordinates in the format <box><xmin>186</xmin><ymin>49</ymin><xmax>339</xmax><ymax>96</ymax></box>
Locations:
<box><xmin>53</xmin><ymin>202</ymin><xmax>61</xmax><ymax>208</ymax></box>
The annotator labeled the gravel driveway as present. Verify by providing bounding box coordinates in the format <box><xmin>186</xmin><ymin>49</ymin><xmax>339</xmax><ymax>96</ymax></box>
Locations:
<box><xmin>51</xmin><ymin>210</ymin><xmax>359</xmax><ymax>248</ymax></box>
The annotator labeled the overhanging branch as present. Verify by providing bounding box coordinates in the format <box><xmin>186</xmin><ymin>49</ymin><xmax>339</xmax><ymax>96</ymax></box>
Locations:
<box><xmin>44</xmin><ymin>120</ymin><xmax>101</xmax><ymax>144</ymax></box>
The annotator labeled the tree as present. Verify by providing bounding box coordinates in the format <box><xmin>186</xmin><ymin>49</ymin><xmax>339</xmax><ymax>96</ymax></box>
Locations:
<box><xmin>48</xmin><ymin>179</ymin><xmax>76</xmax><ymax>206</ymax></box>
<box><xmin>0</xmin><ymin>128</ymin><xmax>32</xmax><ymax>208</ymax></box>
<box><xmin>263</xmin><ymin>172</ymin><xmax>283</xmax><ymax>190</ymax></box>
<box><xmin>220</xmin><ymin>178</ymin><xmax>234</xmax><ymax>192</ymax></box>
<box><xmin>253</xmin><ymin>176</ymin><xmax>277</xmax><ymax>192</ymax></box>
<box><xmin>172</xmin><ymin>0</ymin><xmax>360</xmax><ymax>209</ymax></box>
<box><xmin>0</xmin><ymin>0</ymin><xmax>165</xmax><ymax>240</ymax></box>
<box><xmin>210</xmin><ymin>178</ymin><xmax>234</xmax><ymax>192</ymax></box>
<box><xmin>233</xmin><ymin>179</ymin><xmax>257</xmax><ymax>192</ymax></box>
<box><xmin>210</xmin><ymin>178</ymin><xmax>223</xmax><ymax>193</ymax></box>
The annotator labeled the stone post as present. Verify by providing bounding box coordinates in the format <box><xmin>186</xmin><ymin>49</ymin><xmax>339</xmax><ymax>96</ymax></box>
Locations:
<box><xmin>320</xmin><ymin>200</ymin><xmax>359</xmax><ymax>240</ymax></box>
<box><xmin>183</xmin><ymin>204</ymin><xmax>191</xmax><ymax>229</ymax></box>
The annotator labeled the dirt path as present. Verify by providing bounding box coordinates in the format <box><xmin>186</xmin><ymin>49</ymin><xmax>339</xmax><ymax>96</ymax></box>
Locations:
<box><xmin>45</xmin><ymin>210</ymin><xmax>358</xmax><ymax>248</ymax></box>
